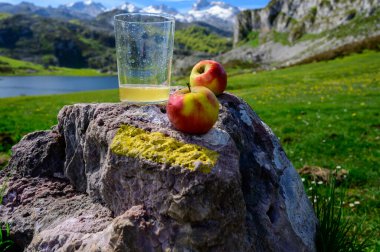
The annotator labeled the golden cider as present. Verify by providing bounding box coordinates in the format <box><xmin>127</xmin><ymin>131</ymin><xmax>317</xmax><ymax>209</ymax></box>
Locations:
<box><xmin>119</xmin><ymin>84</ymin><xmax>170</xmax><ymax>103</ymax></box>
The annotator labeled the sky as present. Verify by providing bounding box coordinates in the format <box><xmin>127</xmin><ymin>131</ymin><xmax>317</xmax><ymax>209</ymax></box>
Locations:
<box><xmin>1</xmin><ymin>0</ymin><xmax>270</xmax><ymax>12</ymax></box>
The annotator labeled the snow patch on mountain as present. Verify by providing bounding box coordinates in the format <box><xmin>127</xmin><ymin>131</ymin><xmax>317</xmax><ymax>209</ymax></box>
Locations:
<box><xmin>118</xmin><ymin>2</ymin><xmax>140</xmax><ymax>13</ymax></box>
<box><xmin>2</xmin><ymin>0</ymin><xmax>241</xmax><ymax>32</ymax></box>
<box><xmin>141</xmin><ymin>5</ymin><xmax>178</xmax><ymax>15</ymax></box>
<box><xmin>187</xmin><ymin>0</ymin><xmax>240</xmax><ymax>31</ymax></box>
<box><xmin>63</xmin><ymin>0</ymin><xmax>106</xmax><ymax>17</ymax></box>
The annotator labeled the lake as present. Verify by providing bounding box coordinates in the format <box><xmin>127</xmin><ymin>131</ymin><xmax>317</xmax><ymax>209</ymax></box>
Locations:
<box><xmin>0</xmin><ymin>76</ymin><xmax>118</xmax><ymax>98</ymax></box>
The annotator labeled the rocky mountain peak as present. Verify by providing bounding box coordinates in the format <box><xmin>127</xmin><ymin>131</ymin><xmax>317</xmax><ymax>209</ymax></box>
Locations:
<box><xmin>62</xmin><ymin>0</ymin><xmax>106</xmax><ymax>16</ymax></box>
<box><xmin>118</xmin><ymin>2</ymin><xmax>140</xmax><ymax>12</ymax></box>
<box><xmin>192</xmin><ymin>0</ymin><xmax>211</xmax><ymax>11</ymax></box>
<box><xmin>141</xmin><ymin>4</ymin><xmax>179</xmax><ymax>15</ymax></box>
<box><xmin>188</xmin><ymin>0</ymin><xmax>240</xmax><ymax>32</ymax></box>
<box><xmin>234</xmin><ymin>0</ymin><xmax>379</xmax><ymax>45</ymax></box>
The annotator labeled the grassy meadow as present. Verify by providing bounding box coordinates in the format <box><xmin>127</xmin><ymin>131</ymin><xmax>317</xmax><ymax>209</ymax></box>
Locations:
<box><xmin>0</xmin><ymin>50</ymin><xmax>379</xmax><ymax>250</ymax></box>
<box><xmin>0</xmin><ymin>56</ymin><xmax>107</xmax><ymax>76</ymax></box>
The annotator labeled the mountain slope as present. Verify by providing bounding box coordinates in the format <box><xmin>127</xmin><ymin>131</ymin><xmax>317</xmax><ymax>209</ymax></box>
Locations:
<box><xmin>187</xmin><ymin>0</ymin><xmax>240</xmax><ymax>32</ymax></box>
<box><xmin>234</xmin><ymin>0</ymin><xmax>378</xmax><ymax>45</ymax></box>
<box><xmin>222</xmin><ymin>0</ymin><xmax>380</xmax><ymax>68</ymax></box>
<box><xmin>0</xmin><ymin>13</ymin><xmax>231</xmax><ymax>75</ymax></box>
<box><xmin>0</xmin><ymin>55</ymin><xmax>103</xmax><ymax>76</ymax></box>
<box><xmin>0</xmin><ymin>1</ymin><xmax>92</xmax><ymax>20</ymax></box>
<box><xmin>0</xmin><ymin>14</ymin><xmax>115</xmax><ymax>71</ymax></box>
<box><xmin>61</xmin><ymin>0</ymin><xmax>106</xmax><ymax>17</ymax></box>
<box><xmin>0</xmin><ymin>1</ymin><xmax>241</xmax><ymax>33</ymax></box>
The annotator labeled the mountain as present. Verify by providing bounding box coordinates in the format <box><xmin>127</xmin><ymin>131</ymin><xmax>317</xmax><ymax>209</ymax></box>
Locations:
<box><xmin>118</xmin><ymin>2</ymin><xmax>140</xmax><ymax>13</ymax></box>
<box><xmin>0</xmin><ymin>14</ymin><xmax>115</xmax><ymax>72</ymax></box>
<box><xmin>140</xmin><ymin>4</ymin><xmax>189</xmax><ymax>22</ymax></box>
<box><xmin>133</xmin><ymin>0</ymin><xmax>240</xmax><ymax>32</ymax></box>
<box><xmin>187</xmin><ymin>0</ymin><xmax>240</xmax><ymax>32</ymax></box>
<box><xmin>141</xmin><ymin>5</ymin><xmax>178</xmax><ymax>15</ymax></box>
<box><xmin>0</xmin><ymin>12</ymin><xmax>231</xmax><ymax>75</ymax></box>
<box><xmin>234</xmin><ymin>0</ymin><xmax>378</xmax><ymax>44</ymax></box>
<box><xmin>61</xmin><ymin>0</ymin><xmax>106</xmax><ymax>17</ymax></box>
<box><xmin>0</xmin><ymin>1</ymin><xmax>241</xmax><ymax>33</ymax></box>
<box><xmin>0</xmin><ymin>1</ymin><xmax>106</xmax><ymax>20</ymax></box>
<box><xmin>0</xmin><ymin>1</ymin><xmax>38</xmax><ymax>14</ymax></box>
<box><xmin>101</xmin><ymin>0</ymin><xmax>239</xmax><ymax>33</ymax></box>
<box><xmin>219</xmin><ymin>0</ymin><xmax>380</xmax><ymax>68</ymax></box>
<box><xmin>0</xmin><ymin>1</ymin><xmax>86</xmax><ymax>20</ymax></box>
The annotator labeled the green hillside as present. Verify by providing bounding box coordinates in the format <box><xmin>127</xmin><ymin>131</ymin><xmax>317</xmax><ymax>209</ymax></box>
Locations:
<box><xmin>0</xmin><ymin>14</ymin><xmax>231</xmax><ymax>75</ymax></box>
<box><xmin>175</xmin><ymin>26</ymin><xmax>232</xmax><ymax>54</ymax></box>
<box><xmin>0</xmin><ymin>50</ymin><xmax>379</xmax><ymax>250</ymax></box>
<box><xmin>0</xmin><ymin>14</ymin><xmax>116</xmax><ymax>72</ymax></box>
<box><xmin>0</xmin><ymin>55</ymin><xmax>106</xmax><ymax>76</ymax></box>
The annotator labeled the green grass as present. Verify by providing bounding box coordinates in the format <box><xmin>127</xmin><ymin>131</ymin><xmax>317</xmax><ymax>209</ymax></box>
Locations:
<box><xmin>0</xmin><ymin>89</ymin><xmax>119</xmax><ymax>153</ymax></box>
<box><xmin>244</xmin><ymin>31</ymin><xmax>260</xmax><ymax>48</ymax></box>
<box><xmin>175</xmin><ymin>26</ymin><xmax>232</xmax><ymax>54</ymax></box>
<box><xmin>0</xmin><ymin>51</ymin><xmax>379</xmax><ymax>250</ymax></box>
<box><xmin>272</xmin><ymin>31</ymin><xmax>291</xmax><ymax>46</ymax></box>
<box><xmin>0</xmin><ymin>13</ymin><xmax>11</xmax><ymax>20</ymax></box>
<box><xmin>0</xmin><ymin>56</ymin><xmax>108</xmax><ymax>76</ymax></box>
<box><xmin>305</xmin><ymin>175</ymin><xmax>371</xmax><ymax>252</ymax></box>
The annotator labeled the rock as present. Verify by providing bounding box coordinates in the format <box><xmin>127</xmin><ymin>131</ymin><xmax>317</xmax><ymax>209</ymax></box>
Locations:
<box><xmin>0</xmin><ymin>92</ymin><xmax>317</xmax><ymax>251</ymax></box>
<box><xmin>226</xmin><ymin>0</ymin><xmax>380</xmax><ymax>68</ymax></box>
<box><xmin>6</xmin><ymin>129</ymin><xmax>65</xmax><ymax>177</ymax></box>
<box><xmin>0</xmin><ymin>175</ymin><xmax>113</xmax><ymax>250</ymax></box>
<box><xmin>234</xmin><ymin>0</ymin><xmax>378</xmax><ymax>46</ymax></box>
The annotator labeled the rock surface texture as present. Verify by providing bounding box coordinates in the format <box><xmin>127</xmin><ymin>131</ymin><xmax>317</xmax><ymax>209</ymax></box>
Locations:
<box><xmin>224</xmin><ymin>0</ymin><xmax>380</xmax><ymax>68</ymax></box>
<box><xmin>0</xmin><ymin>93</ymin><xmax>317</xmax><ymax>251</ymax></box>
<box><xmin>234</xmin><ymin>0</ymin><xmax>377</xmax><ymax>44</ymax></box>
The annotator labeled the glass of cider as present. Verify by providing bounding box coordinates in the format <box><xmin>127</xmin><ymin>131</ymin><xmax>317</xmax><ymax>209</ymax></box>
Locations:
<box><xmin>114</xmin><ymin>13</ymin><xmax>175</xmax><ymax>103</ymax></box>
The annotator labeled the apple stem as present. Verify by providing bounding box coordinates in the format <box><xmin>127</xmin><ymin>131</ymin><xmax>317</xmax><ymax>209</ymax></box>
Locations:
<box><xmin>186</xmin><ymin>82</ymin><xmax>191</xmax><ymax>92</ymax></box>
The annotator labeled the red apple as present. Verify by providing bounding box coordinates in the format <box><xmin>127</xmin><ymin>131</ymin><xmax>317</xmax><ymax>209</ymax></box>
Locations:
<box><xmin>189</xmin><ymin>60</ymin><xmax>227</xmax><ymax>96</ymax></box>
<box><xmin>167</xmin><ymin>85</ymin><xmax>219</xmax><ymax>135</ymax></box>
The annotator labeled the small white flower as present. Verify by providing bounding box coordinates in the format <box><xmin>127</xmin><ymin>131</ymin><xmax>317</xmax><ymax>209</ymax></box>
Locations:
<box><xmin>318</xmin><ymin>181</ymin><xmax>323</xmax><ymax>185</ymax></box>
<box><xmin>302</xmin><ymin>178</ymin><xmax>305</xmax><ymax>182</ymax></box>
<box><xmin>336</xmin><ymin>165</ymin><xmax>341</xmax><ymax>169</ymax></box>
<box><xmin>349</xmin><ymin>203</ymin><xmax>355</xmax><ymax>207</ymax></box>
<box><xmin>354</xmin><ymin>201</ymin><xmax>360</xmax><ymax>205</ymax></box>
<box><xmin>311</xmin><ymin>181</ymin><xmax>316</xmax><ymax>184</ymax></box>
<box><xmin>308</xmin><ymin>187</ymin><xmax>313</xmax><ymax>191</ymax></box>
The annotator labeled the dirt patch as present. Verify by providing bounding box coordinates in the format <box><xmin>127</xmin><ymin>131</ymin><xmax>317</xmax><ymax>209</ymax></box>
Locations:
<box><xmin>298</xmin><ymin>165</ymin><xmax>348</xmax><ymax>183</ymax></box>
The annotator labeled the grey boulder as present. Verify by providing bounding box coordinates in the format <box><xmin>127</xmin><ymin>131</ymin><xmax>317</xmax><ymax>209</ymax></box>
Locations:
<box><xmin>1</xmin><ymin>92</ymin><xmax>317</xmax><ymax>251</ymax></box>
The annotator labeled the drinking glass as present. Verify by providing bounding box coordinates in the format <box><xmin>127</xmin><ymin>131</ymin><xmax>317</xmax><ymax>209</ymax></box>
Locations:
<box><xmin>114</xmin><ymin>13</ymin><xmax>175</xmax><ymax>103</ymax></box>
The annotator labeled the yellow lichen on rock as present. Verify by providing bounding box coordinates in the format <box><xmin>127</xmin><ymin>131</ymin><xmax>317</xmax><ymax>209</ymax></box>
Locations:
<box><xmin>110</xmin><ymin>125</ymin><xmax>219</xmax><ymax>173</ymax></box>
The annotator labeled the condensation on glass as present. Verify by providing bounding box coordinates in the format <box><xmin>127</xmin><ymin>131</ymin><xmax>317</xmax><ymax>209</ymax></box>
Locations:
<box><xmin>114</xmin><ymin>13</ymin><xmax>175</xmax><ymax>103</ymax></box>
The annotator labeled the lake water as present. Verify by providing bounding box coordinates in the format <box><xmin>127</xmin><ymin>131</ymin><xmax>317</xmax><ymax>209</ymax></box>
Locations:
<box><xmin>0</xmin><ymin>76</ymin><xmax>118</xmax><ymax>98</ymax></box>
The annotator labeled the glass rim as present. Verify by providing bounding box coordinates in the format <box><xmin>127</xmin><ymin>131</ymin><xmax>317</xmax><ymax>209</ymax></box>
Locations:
<box><xmin>114</xmin><ymin>12</ymin><xmax>175</xmax><ymax>24</ymax></box>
